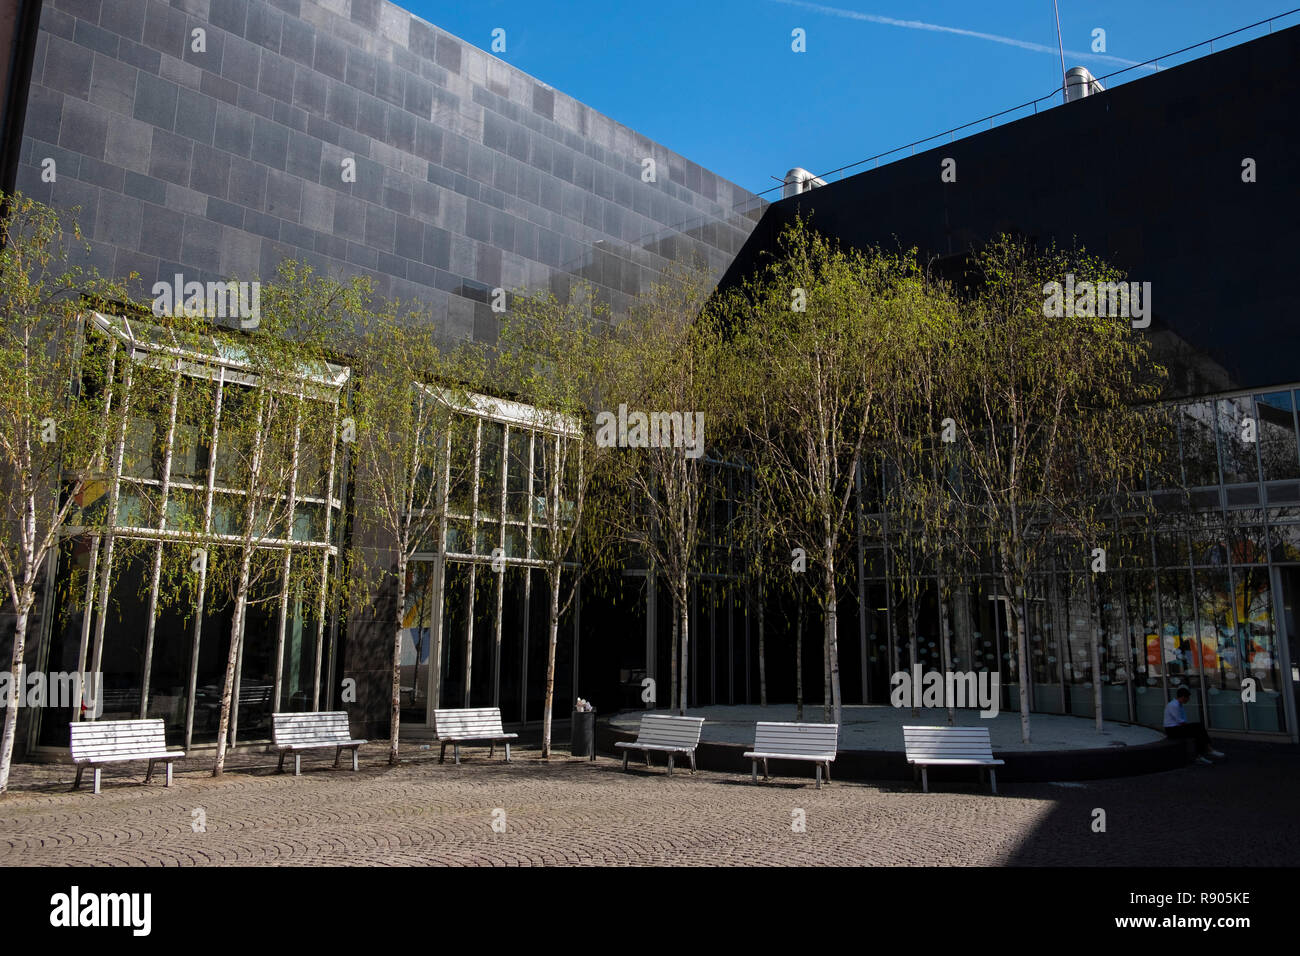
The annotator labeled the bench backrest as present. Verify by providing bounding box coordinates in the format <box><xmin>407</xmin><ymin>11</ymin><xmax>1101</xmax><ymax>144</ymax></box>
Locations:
<box><xmin>903</xmin><ymin>725</ymin><xmax>997</xmax><ymax>761</ymax></box>
<box><xmin>634</xmin><ymin>714</ymin><xmax>706</xmax><ymax>749</ymax></box>
<box><xmin>434</xmin><ymin>707</ymin><xmax>506</xmax><ymax>739</ymax></box>
<box><xmin>99</xmin><ymin>689</ymin><xmax>140</xmax><ymax>711</ymax></box>
<box><xmin>69</xmin><ymin>719</ymin><xmax>168</xmax><ymax>760</ymax></box>
<box><xmin>273</xmin><ymin>711</ymin><xmax>355</xmax><ymax>745</ymax></box>
<box><xmin>752</xmin><ymin>721</ymin><xmax>838</xmax><ymax>758</ymax></box>
<box><xmin>241</xmin><ymin>684</ymin><xmax>273</xmax><ymax>704</ymax></box>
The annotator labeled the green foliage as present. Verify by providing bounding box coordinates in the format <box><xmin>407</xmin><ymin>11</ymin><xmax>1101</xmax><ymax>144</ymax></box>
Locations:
<box><xmin>0</xmin><ymin>192</ymin><xmax>137</xmax><ymax>791</ymax></box>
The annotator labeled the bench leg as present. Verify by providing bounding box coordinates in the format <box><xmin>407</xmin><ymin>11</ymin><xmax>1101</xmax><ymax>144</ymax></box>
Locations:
<box><xmin>667</xmin><ymin>754</ymin><xmax>674</xmax><ymax>776</ymax></box>
<box><xmin>816</xmin><ymin>764</ymin><xmax>822</xmax><ymax>790</ymax></box>
<box><xmin>489</xmin><ymin>742</ymin><xmax>495</xmax><ymax>757</ymax></box>
<box><xmin>645</xmin><ymin>750</ymin><xmax>651</xmax><ymax>768</ymax></box>
<box><xmin>989</xmin><ymin>769</ymin><xmax>998</xmax><ymax>796</ymax></box>
<box><xmin>453</xmin><ymin>744</ymin><xmax>460</xmax><ymax>765</ymax></box>
<box><xmin>921</xmin><ymin>767</ymin><xmax>929</xmax><ymax>794</ymax></box>
<box><xmin>352</xmin><ymin>748</ymin><xmax>360</xmax><ymax>772</ymax></box>
<box><xmin>689</xmin><ymin>751</ymin><xmax>697</xmax><ymax>775</ymax></box>
<box><xmin>439</xmin><ymin>743</ymin><xmax>446</xmax><ymax>764</ymax></box>
<box><xmin>73</xmin><ymin>765</ymin><xmax>84</xmax><ymax>791</ymax></box>
<box><xmin>93</xmin><ymin>767</ymin><xmax>102</xmax><ymax>795</ymax></box>
<box><xmin>622</xmin><ymin>751</ymin><xmax>629</xmax><ymax>772</ymax></box>
<box><xmin>165</xmin><ymin>762</ymin><xmax>173</xmax><ymax>787</ymax></box>
<box><xmin>763</xmin><ymin>758</ymin><xmax>769</xmax><ymax>782</ymax></box>
<box><xmin>504</xmin><ymin>742</ymin><xmax>511</xmax><ymax>764</ymax></box>
<box><xmin>294</xmin><ymin>753</ymin><xmax>301</xmax><ymax>776</ymax></box>
<box><xmin>145</xmin><ymin>759</ymin><xmax>155</xmax><ymax>784</ymax></box>
<box><xmin>333</xmin><ymin>746</ymin><xmax>342</xmax><ymax>768</ymax></box>
<box><xmin>277</xmin><ymin>751</ymin><xmax>286</xmax><ymax>773</ymax></box>
<box><xmin>751</xmin><ymin>759</ymin><xmax>758</xmax><ymax>784</ymax></box>
<box><xmin>823</xmin><ymin>762</ymin><xmax>831</xmax><ymax>784</ymax></box>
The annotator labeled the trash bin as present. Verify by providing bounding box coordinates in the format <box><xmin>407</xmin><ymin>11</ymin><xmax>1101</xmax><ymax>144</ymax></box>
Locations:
<box><xmin>570</xmin><ymin>708</ymin><xmax>596</xmax><ymax>760</ymax></box>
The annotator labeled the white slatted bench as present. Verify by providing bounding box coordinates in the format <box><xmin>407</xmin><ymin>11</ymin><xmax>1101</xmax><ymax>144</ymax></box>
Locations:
<box><xmin>903</xmin><ymin>725</ymin><xmax>1005</xmax><ymax>794</ymax></box>
<box><xmin>744</xmin><ymin>722</ymin><xmax>838</xmax><ymax>789</ymax></box>
<box><xmin>433</xmin><ymin>707</ymin><xmax>518</xmax><ymax>764</ymax></box>
<box><xmin>273</xmin><ymin>712</ymin><xmax>366</xmax><ymax>775</ymax></box>
<box><xmin>69</xmin><ymin>719</ymin><xmax>184</xmax><ymax>795</ymax></box>
<box><xmin>613</xmin><ymin>714</ymin><xmax>705</xmax><ymax>775</ymax></box>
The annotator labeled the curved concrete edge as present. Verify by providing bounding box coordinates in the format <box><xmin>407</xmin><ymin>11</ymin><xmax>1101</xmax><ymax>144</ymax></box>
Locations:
<box><xmin>597</xmin><ymin>717</ymin><xmax>1192</xmax><ymax>784</ymax></box>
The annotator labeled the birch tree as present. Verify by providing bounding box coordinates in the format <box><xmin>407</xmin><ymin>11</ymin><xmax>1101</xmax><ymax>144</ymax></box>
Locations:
<box><xmin>203</xmin><ymin>264</ymin><xmax>361</xmax><ymax>775</ymax></box>
<box><xmin>721</xmin><ymin>220</ymin><xmax>912</xmax><ymax>727</ymax></box>
<box><xmin>602</xmin><ymin>264</ymin><xmax>720</xmax><ymax>715</ymax></box>
<box><xmin>0</xmin><ymin>195</ymin><xmax>132</xmax><ymax>792</ymax></box>
<box><xmin>494</xmin><ymin>280</ymin><xmax>617</xmax><ymax>757</ymax></box>
<box><xmin>876</xmin><ymin>274</ymin><xmax>966</xmax><ymax>720</ymax></box>
<box><xmin>948</xmin><ymin>237</ymin><xmax>1163</xmax><ymax>743</ymax></box>
<box><xmin>349</xmin><ymin>307</ymin><xmax>480</xmax><ymax>764</ymax></box>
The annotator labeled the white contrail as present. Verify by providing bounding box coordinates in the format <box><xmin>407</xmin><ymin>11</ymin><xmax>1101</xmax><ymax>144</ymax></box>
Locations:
<box><xmin>770</xmin><ymin>0</ymin><xmax>1153</xmax><ymax>70</ymax></box>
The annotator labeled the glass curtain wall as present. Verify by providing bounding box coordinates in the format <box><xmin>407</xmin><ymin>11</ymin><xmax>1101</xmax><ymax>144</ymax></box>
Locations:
<box><xmin>35</xmin><ymin>312</ymin><xmax>348</xmax><ymax>751</ymax></box>
<box><xmin>405</xmin><ymin>391</ymin><xmax>582</xmax><ymax>725</ymax></box>
<box><xmin>850</xmin><ymin>384</ymin><xmax>1300</xmax><ymax>738</ymax></box>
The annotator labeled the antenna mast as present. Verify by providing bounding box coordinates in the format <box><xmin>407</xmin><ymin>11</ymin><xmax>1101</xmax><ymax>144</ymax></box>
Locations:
<box><xmin>1053</xmin><ymin>0</ymin><xmax>1068</xmax><ymax>103</ymax></box>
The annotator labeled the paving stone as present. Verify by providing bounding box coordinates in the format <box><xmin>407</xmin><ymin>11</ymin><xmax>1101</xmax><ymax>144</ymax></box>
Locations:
<box><xmin>0</xmin><ymin>741</ymin><xmax>1292</xmax><ymax>866</ymax></box>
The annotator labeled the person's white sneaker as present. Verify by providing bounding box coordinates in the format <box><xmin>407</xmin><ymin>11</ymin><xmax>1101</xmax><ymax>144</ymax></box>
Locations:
<box><xmin>1196</xmin><ymin>756</ymin><xmax>1213</xmax><ymax>765</ymax></box>
<box><xmin>1208</xmin><ymin>749</ymin><xmax>1225</xmax><ymax>758</ymax></box>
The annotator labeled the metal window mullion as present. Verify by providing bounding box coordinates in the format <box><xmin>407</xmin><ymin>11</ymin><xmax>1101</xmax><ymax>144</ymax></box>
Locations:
<box><xmin>572</xmin><ymin>576</ymin><xmax>581</xmax><ymax>711</ymax></box>
<box><xmin>274</xmin><ymin>385</ymin><xmax>305</xmax><ymax>713</ymax></box>
<box><xmin>139</xmin><ymin>359</ymin><xmax>184</xmax><ymax>719</ymax></box>
<box><xmin>492</xmin><ymin>425</ymin><xmax>509</xmax><ymax>708</ymax></box>
<box><xmin>1051</xmin><ymin>572</ymin><xmax>1066</xmax><ymax>711</ymax></box>
<box><xmin>1270</xmin><ymin>564</ymin><xmax>1298</xmax><ymax>740</ymax></box>
<box><xmin>89</xmin><ymin>357</ymin><xmax>136</xmax><ymax>690</ymax></box>
<box><xmin>72</xmin><ymin>535</ymin><xmax>102</xmax><ymax>724</ymax></box>
<box><xmin>314</xmin><ymin>392</ymin><xmax>343</xmax><ymax>711</ymax></box>
<box><xmin>425</xmin><ymin>429</ymin><xmax>452</xmax><ymax>724</ymax></box>
<box><xmin>854</xmin><ymin>459</ymin><xmax>869</xmax><ymax>704</ymax></box>
<box><xmin>184</xmin><ymin>368</ymin><xmax>224</xmax><ymax>751</ymax></box>
<box><xmin>72</xmin><ymin>338</ymin><xmax>121</xmax><ymax>723</ymax></box>
<box><xmin>230</xmin><ymin>392</ymin><xmax>269</xmax><ymax>749</ymax></box>
<box><xmin>1148</xmin><ymin>532</ymin><xmax>1169</xmax><ymax>711</ymax></box>
<box><xmin>463</xmin><ymin>418</ymin><xmax>482</xmax><ymax>706</ymax></box>
<box><xmin>1117</xmin><ymin>568</ymin><xmax>1136</xmax><ymax>723</ymax></box>
<box><xmin>520</xmin><ymin>431</ymin><xmax>533</xmax><ymax>722</ymax></box>
<box><xmin>1188</xmin><ymin>562</ymin><xmax>1212</xmax><ymax>725</ymax></box>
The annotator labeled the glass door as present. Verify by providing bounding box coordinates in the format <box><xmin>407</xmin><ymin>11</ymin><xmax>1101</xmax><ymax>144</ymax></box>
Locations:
<box><xmin>1270</xmin><ymin>565</ymin><xmax>1300</xmax><ymax>738</ymax></box>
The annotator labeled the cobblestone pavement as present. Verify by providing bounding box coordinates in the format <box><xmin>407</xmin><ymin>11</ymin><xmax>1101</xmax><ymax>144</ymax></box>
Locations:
<box><xmin>1</xmin><ymin>742</ymin><xmax>1294</xmax><ymax>866</ymax></box>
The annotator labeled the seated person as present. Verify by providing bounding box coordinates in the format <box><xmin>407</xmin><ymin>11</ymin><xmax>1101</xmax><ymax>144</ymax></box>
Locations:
<box><xmin>1163</xmin><ymin>687</ymin><xmax>1225</xmax><ymax>765</ymax></box>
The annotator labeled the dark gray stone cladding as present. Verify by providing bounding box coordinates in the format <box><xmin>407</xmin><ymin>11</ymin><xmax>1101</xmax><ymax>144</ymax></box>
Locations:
<box><xmin>18</xmin><ymin>0</ymin><xmax>764</xmax><ymax>342</ymax></box>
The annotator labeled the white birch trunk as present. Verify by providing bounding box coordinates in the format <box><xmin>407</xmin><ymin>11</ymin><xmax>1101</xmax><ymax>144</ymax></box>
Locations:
<box><xmin>677</xmin><ymin>572</ymin><xmax>689</xmax><ymax>715</ymax></box>
<box><xmin>795</xmin><ymin>598</ymin><xmax>804</xmax><ymax>721</ymax></box>
<box><xmin>390</xmin><ymin>559</ymin><xmax>407</xmax><ymax>765</ymax></box>
<box><xmin>0</xmin><ymin>604</ymin><xmax>31</xmax><ymax>792</ymax></box>
<box><xmin>541</xmin><ymin>572</ymin><xmax>561</xmax><ymax>758</ymax></box>
<box><xmin>213</xmin><ymin>557</ymin><xmax>252</xmax><ymax>775</ymax></box>
<box><xmin>824</xmin><ymin>546</ymin><xmax>842</xmax><ymax>727</ymax></box>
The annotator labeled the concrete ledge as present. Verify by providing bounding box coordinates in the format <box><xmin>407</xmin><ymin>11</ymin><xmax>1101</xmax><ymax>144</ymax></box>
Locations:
<box><xmin>598</xmin><ymin>717</ymin><xmax>1192</xmax><ymax>783</ymax></box>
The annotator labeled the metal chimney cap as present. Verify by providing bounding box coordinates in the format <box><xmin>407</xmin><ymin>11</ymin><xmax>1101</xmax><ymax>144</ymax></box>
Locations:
<box><xmin>1065</xmin><ymin>66</ymin><xmax>1105</xmax><ymax>102</ymax></box>
<box><xmin>783</xmin><ymin>167</ymin><xmax>828</xmax><ymax>199</ymax></box>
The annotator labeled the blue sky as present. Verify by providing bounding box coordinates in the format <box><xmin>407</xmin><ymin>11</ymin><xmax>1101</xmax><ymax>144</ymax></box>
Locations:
<box><xmin>405</xmin><ymin>1</ymin><xmax>1297</xmax><ymax>198</ymax></box>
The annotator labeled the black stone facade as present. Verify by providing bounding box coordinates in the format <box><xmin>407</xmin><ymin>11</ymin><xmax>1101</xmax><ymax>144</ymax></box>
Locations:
<box><xmin>16</xmin><ymin>0</ymin><xmax>763</xmax><ymax>344</ymax></box>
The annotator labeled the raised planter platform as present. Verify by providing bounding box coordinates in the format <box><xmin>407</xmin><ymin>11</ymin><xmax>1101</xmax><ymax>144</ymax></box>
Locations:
<box><xmin>599</xmin><ymin>705</ymin><xmax>1191</xmax><ymax>783</ymax></box>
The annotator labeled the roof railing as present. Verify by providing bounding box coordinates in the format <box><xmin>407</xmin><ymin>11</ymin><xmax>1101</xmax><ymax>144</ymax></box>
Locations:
<box><xmin>758</xmin><ymin>8</ymin><xmax>1300</xmax><ymax>198</ymax></box>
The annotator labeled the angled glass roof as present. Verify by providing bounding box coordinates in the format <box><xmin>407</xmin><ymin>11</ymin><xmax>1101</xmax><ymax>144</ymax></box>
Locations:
<box><xmin>417</xmin><ymin>382</ymin><xmax>582</xmax><ymax>437</ymax></box>
<box><xmin>89</xmin><ymin>311</ymin><xmax>351</xmax><ymax>389</ymax></box>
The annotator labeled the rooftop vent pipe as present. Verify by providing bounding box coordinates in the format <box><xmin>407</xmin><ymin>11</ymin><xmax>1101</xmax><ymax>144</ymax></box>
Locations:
<box><xmin>783</xmin><ymin>167</ymin><xmax>827</xmax><ymax>199</ymax></box>
<box><xmin>1064</xmin><ymin>66</ymin><xmax>1105</xmax><ymax>103</ymax></box>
